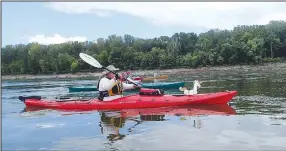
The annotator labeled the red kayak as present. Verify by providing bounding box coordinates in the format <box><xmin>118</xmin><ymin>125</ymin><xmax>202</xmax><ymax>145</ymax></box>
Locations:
<box><xmin>19</xmin><ymin>88</ymin><xmax>237</xmax><ymax>110</ymax></box>
<box><xmin>132</xmin><ymin>76</ymin><xmax>143</xmax><ymax>81</ymax></box>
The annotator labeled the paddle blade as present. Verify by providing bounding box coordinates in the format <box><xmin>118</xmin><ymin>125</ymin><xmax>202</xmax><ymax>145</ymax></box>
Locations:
<box><xmin>79</xmin><ymin>53</ymin><xmax>103</xmax><ymax>68</ymax></box>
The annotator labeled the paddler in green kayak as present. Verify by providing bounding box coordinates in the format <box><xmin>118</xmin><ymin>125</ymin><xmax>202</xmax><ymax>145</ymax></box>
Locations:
<box><xmin>97</xmin><ymin>65</ymin><xmax>141</xmax><ymax>101</ymax></box>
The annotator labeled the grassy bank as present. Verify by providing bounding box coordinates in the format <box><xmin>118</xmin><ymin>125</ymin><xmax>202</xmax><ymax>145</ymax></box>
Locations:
<box><xmin>2</xmin><ymin>62</ymin><xmax>286</xmax><ymax>81</ymax></box>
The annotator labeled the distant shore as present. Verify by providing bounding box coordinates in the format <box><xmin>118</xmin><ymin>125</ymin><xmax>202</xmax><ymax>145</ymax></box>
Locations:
<box><xmin>2</xmin><ymin>62</ymin><xmax>286</xmax><ymax>81</ymax></box>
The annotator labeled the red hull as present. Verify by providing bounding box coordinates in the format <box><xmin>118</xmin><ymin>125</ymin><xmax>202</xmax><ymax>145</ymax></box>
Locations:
<box><xmin>22</xmin><ymin>91</ymin><xmax>237</xmax><ymax>110</ymax></box>
<box><xmin>24</xmin><ymin>104</ymin><xmax>237</xmax><ymax>118</ymax></box>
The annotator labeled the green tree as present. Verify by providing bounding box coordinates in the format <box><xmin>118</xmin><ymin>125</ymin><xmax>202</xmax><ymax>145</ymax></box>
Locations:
<box><xmin>2</xmin><ymin>20</ymin><xmax>286</xmax><ymax>75</ymax></box>
<box><xmin>70</xmin><ymin>60</ymin><xmax>79</xmax><ymax>73</ymax></box>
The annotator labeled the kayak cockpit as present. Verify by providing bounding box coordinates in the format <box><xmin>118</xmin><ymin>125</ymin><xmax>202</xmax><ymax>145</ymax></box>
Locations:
<box><xmin>171</xmin><ymin>94</ymin><xmax>189</xmax><ymax>97</ymax></box>
<box><xmin>139</xmin><ymin>88</ymin><xmax>164</xmax><ymax>96</ymax></box>
<box><xmin>19</xmin><ymin>96</ymin><xmax>41</xmax><ymax>102</ymax></box>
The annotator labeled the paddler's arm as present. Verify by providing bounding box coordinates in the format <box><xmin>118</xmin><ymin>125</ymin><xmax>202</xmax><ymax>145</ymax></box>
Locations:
<box><xmin>122</xmin><ymin>83</ymin><xmax>139</xmax><ymax>90</ymax></box>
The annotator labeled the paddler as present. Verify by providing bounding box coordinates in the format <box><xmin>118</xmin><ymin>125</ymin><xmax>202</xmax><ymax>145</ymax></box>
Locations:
<box><xmin>126</xmin><ymin>71</ymin><xmax>132</xmax><ymax>78</ymax></box>
<box><xmin>97</xmin><ymin>65</ymin><xmax>141</xmax><ymax>101</ymax></box>
<box><xmin>153</xmin><ymin>72</ymin><xmax>159</xmax><ymax>83</ymax></box>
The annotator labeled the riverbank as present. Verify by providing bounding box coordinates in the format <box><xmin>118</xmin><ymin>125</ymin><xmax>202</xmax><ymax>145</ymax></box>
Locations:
<box><xmin>2</xmin><ymin>62</ymin><xmax>286</xmax><ymax>81</ymax></box>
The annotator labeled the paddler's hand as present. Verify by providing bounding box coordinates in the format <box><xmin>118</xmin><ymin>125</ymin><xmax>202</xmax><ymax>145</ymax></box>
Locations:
<box><xmin>134</xmin><ymin>84</ymin><xmax>142</xmax><ymax>88</ymax></box>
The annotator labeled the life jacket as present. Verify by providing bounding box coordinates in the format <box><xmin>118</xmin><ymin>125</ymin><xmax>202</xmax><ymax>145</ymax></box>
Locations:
<box><xmin>97</xmin><ymin>77</ymin><xmax>123</xmax><ymax>101</ymax></box>
<box><xmin>107</xmin><ymin>81</ymin><xmax>123</xmax><ymax>96</ymax></box>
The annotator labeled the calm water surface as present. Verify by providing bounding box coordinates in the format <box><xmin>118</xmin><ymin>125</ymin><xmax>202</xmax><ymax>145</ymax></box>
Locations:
<box><xmin>2</xmin><ymin>70</ymin><xmax>286</xmax><ymax>150</ymax></box>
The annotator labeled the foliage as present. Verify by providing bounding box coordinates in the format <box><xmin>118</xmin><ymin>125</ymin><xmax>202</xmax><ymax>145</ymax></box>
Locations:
<box><xmin>2</xmin><ymin>20</ymin><xmax>286</xmax><ymax>75</ymax></box>
<box><xmin>70</xmin><ymin>60</ymin><xmax>79</xmax><ymax>73</ymax></box>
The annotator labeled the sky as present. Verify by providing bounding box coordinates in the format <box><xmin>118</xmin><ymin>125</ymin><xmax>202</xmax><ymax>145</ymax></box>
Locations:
<box><xmin>2</xmin><ymin>2</ymin><xmax>286</xmax><ymax>46</ymax></box>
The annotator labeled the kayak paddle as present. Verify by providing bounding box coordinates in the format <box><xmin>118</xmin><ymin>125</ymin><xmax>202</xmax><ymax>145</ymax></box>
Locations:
<box><xmin>79</xmin><ymin>53</ymin><xmax>140</xmax><ymax>86</ymax></box>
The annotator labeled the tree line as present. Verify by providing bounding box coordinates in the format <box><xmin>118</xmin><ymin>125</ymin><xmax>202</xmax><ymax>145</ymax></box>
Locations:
<box><xmin>1</xmin><ymin>20</ymin><xmax>286</xmax><ymax>75</ymax></box>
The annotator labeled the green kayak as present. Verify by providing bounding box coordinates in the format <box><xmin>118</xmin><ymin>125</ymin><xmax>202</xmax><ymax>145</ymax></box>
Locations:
<box><xmin>68</xmin><ymin>81</ymin><xmax>185</xmax><ymax>92</ymax></box>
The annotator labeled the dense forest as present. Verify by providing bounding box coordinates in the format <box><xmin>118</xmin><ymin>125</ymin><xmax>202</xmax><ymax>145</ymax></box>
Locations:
<box><xmin>1</xmin><ymin>20</ymin><xmax>286</xmax><ymax>75</ymax></box>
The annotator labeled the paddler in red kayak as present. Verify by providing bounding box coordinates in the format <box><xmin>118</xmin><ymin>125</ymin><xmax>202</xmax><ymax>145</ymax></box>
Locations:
<box><xmin>120</xmin><ymin>71</ymin><xmax>132</xmax><ymax>81</ymax></box>
<box><xmin>97</xmin><ymin>65</ymin><xmax>141</xmax><ymax>101</ymax></box>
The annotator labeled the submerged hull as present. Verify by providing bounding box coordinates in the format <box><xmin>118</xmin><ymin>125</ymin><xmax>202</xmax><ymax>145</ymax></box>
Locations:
<box><xmin>20</xmin><ymin>90</ymin><xmax>237</xmax><ymax>110</ymax></box>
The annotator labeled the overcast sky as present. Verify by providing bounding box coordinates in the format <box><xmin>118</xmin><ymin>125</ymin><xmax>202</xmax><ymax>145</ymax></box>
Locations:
<box><xmin>2</xmin><ymin>2</ymin><xmax>286</xmax><ymax>46</ymax></box>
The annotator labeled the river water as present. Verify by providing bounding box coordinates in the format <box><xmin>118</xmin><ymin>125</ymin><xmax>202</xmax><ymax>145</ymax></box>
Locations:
<box><xmin>2</xmin><ymin>69</ymin><xmax>286</xmax><ymax>150</ymax></box>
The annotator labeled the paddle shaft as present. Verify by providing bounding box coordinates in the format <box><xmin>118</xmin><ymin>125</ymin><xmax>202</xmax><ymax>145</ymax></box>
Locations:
<box><xmin>79</xmin><ymin>53</ymin><xmax>139</xmax><ymax>86</ymax></box>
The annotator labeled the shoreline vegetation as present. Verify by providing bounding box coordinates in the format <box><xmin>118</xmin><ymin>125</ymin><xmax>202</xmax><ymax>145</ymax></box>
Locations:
<box><xmin>2</xmin><ymin>21</ymin><xmax>286</xmax><ymax>80</ymax></box>
<box><xmin>2</xmin><ymin>62</ymin><xmax>286</xmax><ymax>80</ymax></box>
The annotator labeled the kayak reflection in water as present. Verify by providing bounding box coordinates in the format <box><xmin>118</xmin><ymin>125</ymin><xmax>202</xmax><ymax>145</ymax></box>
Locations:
<box><xmin>99</xmin><ymin>111</ymin><xmax>127</xmax><ymax>142</ymax></box>
<box><xmin>97</xmin><ymin>65</ymin><xmax>141</xmax><ymax>101</ymax></box>
<box><xmin>140</xmin><ymin>114</ymin><xmax>165</xmax><ymax>121</ymax></box>
<box><xmin>98</xmin><ymin>110</ymin><xmax>166</xmax><ymax>142</ymax></box>
<box><xmin>193</xmin><ymin>119</ymin><xmax>202</xmax><ymax>129</ymax></box>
